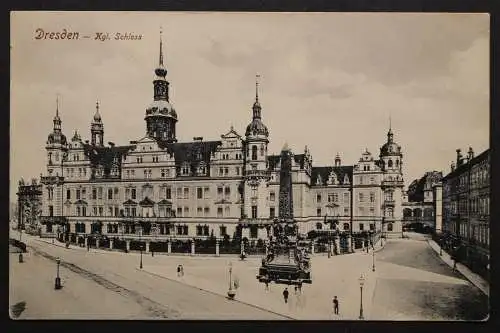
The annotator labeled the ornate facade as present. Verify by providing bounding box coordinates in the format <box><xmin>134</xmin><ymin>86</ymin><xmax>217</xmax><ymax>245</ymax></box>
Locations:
<box><xmin>36</xmin><ymin>34</ymin><xmax>406</xmax><ymax>247</ymax></box>
<box><xmin>442</xmin><ymin>147</ymin><xmax>489</xmax><ymax>276</ymax></box>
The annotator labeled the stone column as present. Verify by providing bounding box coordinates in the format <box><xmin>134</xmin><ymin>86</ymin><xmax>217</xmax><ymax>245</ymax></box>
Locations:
<box><xmin>335</xmin><ymin>236</ymin><xmax>340</xmax><ymax>255</ymax></box>
<box><xmin>110</xmin><ymin>239</ymin><xmax>114</xmax><ymax>250</ymax></box>
<box><xmin>191</xmin><ymin>239</ymin><xmax>195</xmax><ymax>256</ymax></box>
<box><xmin>215</xmin><ymin>240</ymin><xmax>220</xmax><ymax>257</ymax></box>
<box><xmin>167</xmin><ymin>240</ymin><xmax>172</xmax><ymax>254</ymax></box>
<box><xmin>126</xmin><ymin>240</ymin><xmax>131</xmax><ymax>252</ymax></box>
<box><xmin>145</xmin><ymin>241</ymin><xmax>150</xmax><ymax>253</ymax></box>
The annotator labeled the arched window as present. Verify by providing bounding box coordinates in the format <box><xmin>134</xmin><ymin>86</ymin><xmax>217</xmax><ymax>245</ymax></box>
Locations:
<box><xmin>260</xmin><ymin>144</ymin><xmax>265</xmax><ymax>156</ymax></box>
<box><xmin>388</xmin><ymin>159</ymin><xmax>393</xmax><ymax>168</ymax></box>
<box><xmin>396</xmin><ymin>159</ymin><xmax>399</xmax><ymax>167</ymax></box>
<box><xmin>252</xmin><ymin>145</ymin><xmax>258</xmax><ymax>160</ymax></box>
<box><xmin>387</xmin><ymin>223</ymin><xmax>393</xmax><ymax>231</ymax></box>
<box><xmin>403</xmin><ymin>208</ymin><xmax>412</xmax><ymax>217</ymax></box>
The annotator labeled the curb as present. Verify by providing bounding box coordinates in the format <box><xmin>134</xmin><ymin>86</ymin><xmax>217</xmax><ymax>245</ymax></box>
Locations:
<box><xmin>426</xmin><ymin>239</ymin><xmax>489</xmax><ymax>296</ymax></box>
<box><xmin>137</xmin><ymin>268</ymin><xmax>296</xmax><ymax>320</ymax></box>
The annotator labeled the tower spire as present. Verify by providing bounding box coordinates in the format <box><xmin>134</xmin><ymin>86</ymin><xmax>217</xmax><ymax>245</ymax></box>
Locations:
<box><xmin>255</xmin><ymin>74</ymin><xmax>260</xmax><ymax>102</ymax></box>
<box><xmin>56</xmin><ymin>94</ymin><xmax>59</xmax><ymax>118</ymax></box>
<box><xmin>159</xmin><ymin>26</ymin><xmax>164</xmax><ymax>66</ymax></box>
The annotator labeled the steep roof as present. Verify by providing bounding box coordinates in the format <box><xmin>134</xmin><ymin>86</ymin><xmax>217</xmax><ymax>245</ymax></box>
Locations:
<box><xmin>311</xmin><ymin>166</ymin><xmax>353</xmax><ymax>186</ymax></box>
<box><xmin>267</xmin><ymin>153</ymin><xmax>306</xmax><ymax>170</ymax></box>
<box><xmin>156</xmin><ymin>139</ymin><xmax>222</xmax><ymax>166</ymax></box>
<box><xmin>84</xmin><ymin>144</ymin><xmax>133</xmax><ymax>170</ymax></box>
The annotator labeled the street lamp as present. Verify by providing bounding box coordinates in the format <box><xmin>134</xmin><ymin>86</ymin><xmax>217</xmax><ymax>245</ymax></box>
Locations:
<box><xmin>18</xmin><ymin>228</ymin><xmax>24</xmax><ymax>263</ymax></box>
<box><xmin>139</xmin><ymin>227</ymin><xmax>143</xmax><ymax>269</ymax></box>
<box><xmin>227</xmin><ymin>261</ymin><xmax>235</xmax><ymax>299</ymax></box>
<box><xmin>54</xmin><ymin>257</ymin><xmax>62</xmax><ymax>290</ymax></box>
<box><xmin>372</xmin><ymin>250</ymin><xmax>376</xmax><ymax>272</ymax></box>
<box><xmin>358</xmin><ymin>274</ymin><xmax>365</xmax><ymax>320</ymax></box>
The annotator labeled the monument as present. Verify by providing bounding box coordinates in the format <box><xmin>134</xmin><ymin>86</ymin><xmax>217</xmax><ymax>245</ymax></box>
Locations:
<box><xmin>256</xmin><ymin>144</ymin><xmax>312</xmax><ymax>285</ymax></box>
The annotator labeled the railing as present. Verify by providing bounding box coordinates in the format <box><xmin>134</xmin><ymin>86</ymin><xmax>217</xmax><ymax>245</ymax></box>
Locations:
<box><xmin>245</xmin><ymin>170</ymin><xmax>271</xmax><ymax>178</ymax></box>
<box><xmin>381</xmin><ymin>180</ymin><xmax>404</xmax><ymax>187</ymax></box>
<box><xmin>40</xmin><ymin>176</ymin><xmax>64</xmax><ymax>184</ymax></box>
<box><xmin>40</xmin><ymin>216</ymin><xmax>68</xmax><ymax>224</ymax></box>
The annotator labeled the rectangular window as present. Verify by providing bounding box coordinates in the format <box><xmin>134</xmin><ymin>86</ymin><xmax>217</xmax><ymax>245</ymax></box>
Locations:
<box><xmin>98</xmin><ymin>207</ymin><xmax>103</xmax><ymax>216</ymax></box>
<box><xmin>204</xmin><ymin>207</ymin><xmax>210</xmax><ymax>215</ymax></box>
<box><xmin>359</xmin><ymin>193</ymin><xmax>364</xmax><ymax>202</ymax></box>
<box><xmin>197</xmin><ymin>187</ymin><xmax>203</xmax><ymax>199</ymax></box>
<box><xmin>184</xmin><ymin>188</ymin><xmax>189</xmax><ymax>199</ymax></box>
<box><xmin>76</xmin><ymin>190</ymin><xmax>81</xmax><ymax>200</ymax></box>
<box><xmin>359</xmin><ymin>223</ymin><xmax>364</xmax><ymax>231</ymax></box>
<box><xmin>370</xmin><ymin>192</ymin><xmax>375</xmax><ymax>202</ymax></box>
<box><xmin>220</xmin><ymin>226</ymin><xmax>227</xmax><ymax>236</ymax></box>
<box><xmin>343</xmin><ymin>192</ymin><xmax>349</xmax><ymax>203</ymax></box>
<box><xmin>66</xmin><ymin>189</ymin><xmax>71</xmax><ymax>200</ymax></box>
<box><xmin>98</xmin><ymin>187</ymin><xmax>103</xmax><ymax>199</ymax></box>
<box><xmin>108</xmin><ymin>207</ymin><xmax>113</xmax><ymax>216</ymax></box>
<box><xmin>224</xmin><ymin>186</ymin><xmax>230</xmax><ymax>197</ymax></box>
<box><xmin>114</xmin><ymin>207</ymin><xmax>119</xmax><ymax>217</ymax></box>
<box><xmin>224</xmin><ymin>206</ymin><xmax>230</xmax><ymax>216</ymax></box>
<box><xmin>370</xmin><ymin>207</ymin><xmax>375</xmax><ymax>215</ymax></box>
<box><xmin>92</xmin><ymin>188</ymin><xmax>97</xmax><ymax>200</ymax></box>
<box><xmin>251</xmin><ymin>205</ymin><xmax>258</xmax><ymax>218</ymax></box>
<box><xmin>270</xmin><ymin>192</ymin><xmax>275</xmax><ymax>201</ymax></box>
<box><xmin>370</xmin><ymin>223</ymin><xmax>375</xmax><ymax>231</ymax></box>
<box><xmin>359</xmin><ymin>207</ymin><xmax>365</xmax><ymax>215</ymax></box>
<box><xmin>317</xmin><ymin>194</ymin><xmax>322</xmax><ymax>203</ymax></box>
<box><xmin>250</xmin><ymin>226</ymin><xmax>258</xmax><ymax>239</ymax></box>
<box><xmin>184</xmin><ymin>207</ymin><xmax>189</xmax><ymax>216</ymax></box>
<box><xmin>217</xmin><ymin>207</ymin><xmax>223</xmax><ymax>217</ymax></box>
<box><xmin>217</xmin><ymin>187</ymin><xmax>223</xmax><ymax>196</ymax></box>
<box><xmin>131</xmin><ymin>189</ymin><xmax>136</xmax><ymax>200</ymax></box>
<box><xmin>196</xmin><ymin>225</ymin><xmax>202</xmax><ymax>236</ymax></box>
<box><xmin>236</xmin><ymin>167</ymin><xmax>240</xmax><ymax>175</ymax></box>
<box><xmin>270</xmin><ymin>207</ymin><xmax>275</xmax><ymax>218</ymax></box>
<box><xmin>177</xmin><ymin>226</ymin><xmax>183</xmax><ymax>235</ymax></box>
<box><xmin>166</xmin><ymin>187</ymin><xmax>172</xmax><ymax>199</ymax></box>
<box><xmin>204</xmin><ymin>187</ymin><xmax>210</xmax><ymax>198</ymax></box>
<box><xmin>344</xmin><ymin>207</ymin><xmax>349</xmax><ymax>215</ymax></box>
<box><xmin>316</xmin><ymin>208</ymin><xmax>322</xmax><ymax>217</ymax></box>
<box><xmin>82</xmin><ymin>189</ymin><xmax>86</xmax><ymax>199</ymax></box>
<box><xmin>177</xmin><ymin>188</ymin><xmax>182</xmax><ymax>198</ymax></box>
<box><xmin>108</xmin><ymin>189</ymin><xmax>113</xmax><ymax>200</ymax></box>
<box><xmin>334</xmin><ymin>193</ymin><xmax>338</xmax><ymax>202</ymax></box>
<box><xmin>197</xmin><ymin>207</ymin><xmax>203</xmax><ymax>216</ymax></box>
<box><xmin>76</xmin><ymin>207</ymin><xmax>81</xmax><ymax>216</ymax></box>
<box><xmin>177</xmin><ymin>207</ymin><xmax>182</xmax><ymax>217</ymax></box>
<box><xmin>370</xmin><ymin>177</ymin><xmax>375</xmax><ymax>184</ymax></box>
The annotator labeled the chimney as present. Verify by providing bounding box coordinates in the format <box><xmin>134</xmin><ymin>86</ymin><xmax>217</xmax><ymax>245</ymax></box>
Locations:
<box><xmin>468</xmin><ymin>147</ymin><xmax>474</xmax><ymax>161</ymax></box>
<box><xmin>335</xmin><ymin>153</ymin><xmax>341</xmax><ymax>167</ymax></box>
<box><xmin>456</xmin><ymin>149</ymin><xmax>463</xmax><ymax>166</ymax></box>
<box><xmin>451</xmin><ymin>161</ymin><xmax>456</xmax><ymax>172</ymax></box>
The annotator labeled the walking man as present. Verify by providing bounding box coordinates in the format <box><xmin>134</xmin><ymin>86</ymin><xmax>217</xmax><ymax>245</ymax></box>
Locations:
<box><xmin>265</xmin><ymin>281</ymin><xmax>269</xmax><ymax>291</ymax></box>
<box><xmin>283</xmin><ymin>288</ymin><xmax>289</xmax><ymax>304</ymax></box>
<box><xmin>177</xmin><ymin>265</ymin><xmax>181</xmax><ymax>277</ymax></box>
<box><xmin>333</xmin><ymin>296</ymin><xmax>339</xmax><ymax>315</ymax></box>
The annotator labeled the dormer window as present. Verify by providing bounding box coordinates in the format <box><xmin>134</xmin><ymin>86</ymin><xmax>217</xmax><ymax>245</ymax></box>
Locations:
<box><xmin>182</xmin><ymin>163</ymin><xmax>190</xmax><ymax>176</ymax></box>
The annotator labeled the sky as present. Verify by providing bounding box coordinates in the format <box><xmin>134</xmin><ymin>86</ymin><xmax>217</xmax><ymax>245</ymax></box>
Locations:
<box><xmin>10</xmin><ymin>12</ymin><xmax>489</xmax><ymax>202</ymax></box>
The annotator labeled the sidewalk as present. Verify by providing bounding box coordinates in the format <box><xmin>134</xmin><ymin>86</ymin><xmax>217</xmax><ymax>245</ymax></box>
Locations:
<box><xmin>141</xmin><ymin>249</ymin><xmax>379</xmax><ymax>320</ymax></box>
<box><xmin>427</xmin><ymin>239</ymin><xmax>489</xmax><ymax>296</ymax></box>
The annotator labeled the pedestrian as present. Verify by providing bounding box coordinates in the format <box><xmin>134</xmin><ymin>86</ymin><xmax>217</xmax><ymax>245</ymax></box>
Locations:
<box><xmin>294</xmin><ymin>285</ymin><xmax>298</xmax><ymax>294</ymax></box>
<box><xmin>283</xmin><ymin>288</ymin><xmax>289</xmax><ymax>304</ymax></box>
<box><xmin>453</xmin><ymin>259</ymin><xmax>457</xmax><ymax>271</ymax></box>
<box><xmin>180</xmin><ymin>265</ymin><xmax>184</xmax><ymax>276</ymax></box>
<box><xmin>265</xmin><ymin>281</ymin><xmax>269</xmax><ymax>291</ymax></box>
<box><xmin>177</xmin><ymin>265</ymin><xmax>181</xmax><ymax>277</ymax></box>
<box><xmin>333</xmin><ymin>296</ymin><xmax>339</xmax><ymax>315</ymax></box>
<box><xmin>298</xmin><ymin>283</ymin><xmax>302</xmax><ymax>294</ymax></box>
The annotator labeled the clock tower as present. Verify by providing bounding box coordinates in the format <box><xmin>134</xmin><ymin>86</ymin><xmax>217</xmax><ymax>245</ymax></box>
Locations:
<box><xmin>145</xmin><ymin>29</ymin><xmax>178</xmax><ymax>142</ymax></box>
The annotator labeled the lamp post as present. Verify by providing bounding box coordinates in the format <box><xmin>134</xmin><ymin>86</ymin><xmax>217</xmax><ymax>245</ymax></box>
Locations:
<box><xmin>18</xmin><ymin>228</ymin><xmax>24</xmax><ymax>263</ymax></box>
<box><xmin>139</xmin><ymin>227</ymin><xmax>143</xmax><ymax>269</ymax></box>
<box><xmin>54</xmin><ymin>257</ymin><xmax>62</xmax><ymax>290</ymax></box>
<box><xmin>227</xmin><ymin>261</ymin><xmax>235</xmax><ymax>299</ymax></box>
<box><xmin>372</xmin><ymin>250</ymin><xmax>376</xmax><ymax>272</ymax></box>
<box><xmin>358</xmin><ymin>274</ymin><xmax>365</xmax><ymax>320</ymax></box>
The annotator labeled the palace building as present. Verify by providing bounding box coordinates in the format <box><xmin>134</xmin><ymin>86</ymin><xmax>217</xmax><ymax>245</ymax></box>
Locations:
<box><xmin>36</xmin><ymin>34</ymin><xmax>406</xmax><ymax>249</ymax></box>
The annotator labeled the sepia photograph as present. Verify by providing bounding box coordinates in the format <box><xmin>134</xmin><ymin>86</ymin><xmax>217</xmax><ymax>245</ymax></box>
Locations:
<box><xmin>9</xmin><ymin>11</ymin><xmax>489</xmax><ymax>320</ymax></box>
